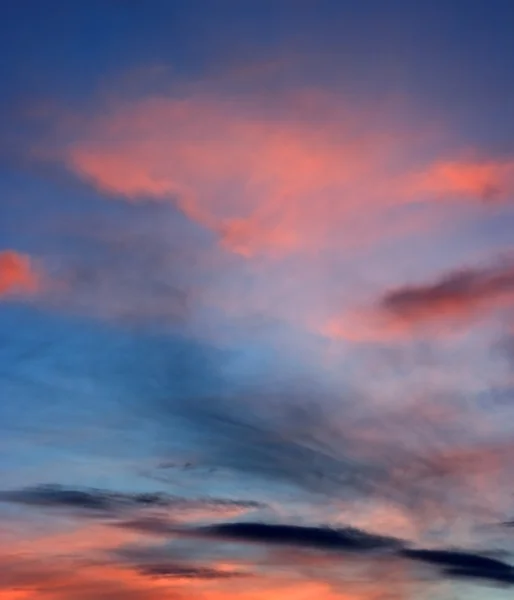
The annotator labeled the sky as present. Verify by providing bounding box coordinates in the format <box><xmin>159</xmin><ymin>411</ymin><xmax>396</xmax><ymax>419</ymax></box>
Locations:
<box><xmin>1</xmin><ymin>1</ymin><xmax>514</xmax><ymax>598</ymax></box>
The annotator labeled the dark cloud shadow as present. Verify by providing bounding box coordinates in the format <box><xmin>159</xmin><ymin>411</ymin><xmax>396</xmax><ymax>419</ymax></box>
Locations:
<box><xmin>198</xmin><ymin>521</ymin><xmax>405</xmax><ymax>553</ymax></box>
<box><xmin>400</xmin><ymin>548</ymin><xmax>514</xmax><ymax>587</ymax></box>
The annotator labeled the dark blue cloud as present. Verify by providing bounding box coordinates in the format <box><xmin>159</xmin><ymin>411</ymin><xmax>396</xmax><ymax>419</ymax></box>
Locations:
<box><xmin>400</xmin><ymin>548</ymin><xmax>514</xmax><ymax>586</ymax></box>
<box><xmin>0</xmin><ymin>484</ymin><xmax>265</xmax><ymax>519</ymax></box>
<box><xmin>199</xmin><ymin>521</ymin><xmax>405</xmax><ymax>552</ymax></box>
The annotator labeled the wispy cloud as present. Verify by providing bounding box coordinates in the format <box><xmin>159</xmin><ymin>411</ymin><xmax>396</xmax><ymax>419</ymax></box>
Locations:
<box><xmin>4</xmin><ymin>2</ymin><xmax>514</xmax><ymax>598</ymax></box>
<box><xmin>0</xmin><ymin>484</ymin><xmax>266</xmax><ymax>523</ymax></box>
<box><xmin>154</xmin><ymin>382</ymin><xmax>511</xmax><ymax>531</ymax></box>
<box><xmin>325</xmin><ymin>257</ymin><xmax>514</xmax><ymax>341</ymax></box>
<box><xmin>411</xmin><ymin>158</ymin><xmax>514</xmax><ymax>202</ymax></box>
<box><xmin>136</xmin><ymin>563</ymin><xmax>245</xmax><ymax>580</ymax></box>
<box><xmin>56</xmin><ymin>91</ymin><xmax>513</xmax><ymax>259</ymax></box>
<box><xmin>379</xmin><ymin>259</ymin><xmax>514</xmax><ymax>327</ymax></box>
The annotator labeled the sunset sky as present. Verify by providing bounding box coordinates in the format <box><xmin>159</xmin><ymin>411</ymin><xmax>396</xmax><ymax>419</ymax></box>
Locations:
<box><xmin>2</xmin><ymin>1</ymin><xmax>514</xmax><ymax>598</ymax></box>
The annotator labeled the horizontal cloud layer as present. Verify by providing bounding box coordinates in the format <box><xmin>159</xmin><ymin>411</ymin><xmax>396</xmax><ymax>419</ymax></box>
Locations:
<box><xmin>199</xmin><ymin>521</ymin><xmax>405</xmax><ymax>552</ymax></box>
<box><xmin>0</xmin><ymin>484</ymin><xmax>265</xmax><ymax>521</ymax></box>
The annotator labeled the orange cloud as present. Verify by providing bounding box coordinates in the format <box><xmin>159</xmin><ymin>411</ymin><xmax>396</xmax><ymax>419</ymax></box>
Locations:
<box><xmin>0</xmin><ymin>488</ymin><xmax>414</xmax><ymax>600</ymax></box>
<box><xmin>61</xmin><ymin>92</ymin><xmax>512</xmax><ymax>258</ymax></box>
<box><xmin>0</xmin><ymin>547</ymin><xmax>404</xmax><ymax>600</ymax></box>
<box><xmin>411</xmin><ymin>158</ymin><xmax>514</xmax><ymax>201</ymax></box>
<box><xmin>0</xmin><ymin>251</ymin><xmax>39</xmax><ymax>297</ymax></box>
<box><xmin>6</xmin><ymin>520</ymin><xmax>142</xmax><ymax>557</ymax></box>
<box><xmin>0</xmin><ymin>553</ymin><xmax>169</xmax><ymax>600</ymax></box>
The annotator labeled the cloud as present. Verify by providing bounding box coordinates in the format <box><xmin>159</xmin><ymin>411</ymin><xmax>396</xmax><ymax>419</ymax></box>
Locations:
<box><xmin>327</xmin><ymin>258</ymin><xmax>514</xmax><ymax>341</ymax></box>
<box><xmin>57</xmin><ymin>92</ymin><xmax>513</xmax><ymax>257</ymax></box>
<box><xmin>199</xmin><ymin>521</ymin><xmax>405</xmax><ymax>553</ymax></box>
<box><xmin>0</xmin><ymin>250</ymin><xmax>39</xmax><ymax>297</ymax></box>
<box><xmin>0</xmin><ymin>484</ymin><xmax>266</xmax><ymax>521</ymax></box>
<box><xmin>0</xmin><ymin>553</ymin><xmax>170</xmax><ymax>600</ymax></box>
<box><xmin>167</xmin><ymin>392</ymin><xmax>390</xmax><ymax>500</ymax></box>
<box><xmin>155</xmin><ymin>374</ymin><xmax>514</xmax><ymax>536</ymax></box>
<box><xmin>502</xmin><ymin>519</ymin><xmax>514</xmax><ymax>527</ymax></box>
<box><xmin>400</xmin><ymin>548</ymin><xmax>514</xmax><ymax>586</ymax></box>
<box><xmin>133</xmin><ymin>561</ymin><xmax>246</xmax><ymax>580</ymax></box>
<box><xmin>496</xmin><ymin>325</ymin><xmax>514</xmax><ymax>369</ymax></box>
<box><xmin>443</xmin><ymin>567</ymin><xmax>514</xmax><ymax>585</ymax></box>
<box><xmin>115</xmin><ymin>517</ymin><xmax>179</xmax><ymax>536</ymax></box>
<box><xmin>208</xmin><ymin>525</ymin><xmax>514</xmax><ymax>587</ymax></box>
<box><xmin>379</xmin><ymin>259</ymin><xmax>514</xmax><ymax>326</ymax></box>
<box><xmin>411</xmin><ymin>158</ymin><xmax>514</xmax><ymax>202</ymax></box>
<box><xmin>0</xmin><ymin>548</ymin><xmax>382</xmax><ymax>600</ymax></box>
<box><xmin>42</xmin><ymin>217</ymin><xmax>203</xmax><ymax>326</ymax></box>
<box><xmin>116</xmin><ymin>516</ymin><xmax>514</xmax><ymax>590</ymax></box>
<box><xmin>0</xmin><ymin>484</ymin><xmax>177</xmax><ymax>513</ymax></box>
<box><xmin>401</xmin><ymin>547</ymin><xmax>512</xmax><ymax>571</ymax></box>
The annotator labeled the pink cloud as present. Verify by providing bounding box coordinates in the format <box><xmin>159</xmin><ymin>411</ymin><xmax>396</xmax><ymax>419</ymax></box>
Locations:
<box><xmin>60</xmin><ymin>92</ymin><xmax>511</xmax><ymax>258</ymax></box>
<box><xmin>323</xmin><ymin>258</ymin><xmax>514</xmax><ymax>343</ymax></box>
<box><xmin>0</xmin><ymin>251</ymin><xmax>39</xmax><ymax>298</ymax></box>
<box><xmin>379</xmin><ymin>261</ymin><xmax>514</xmax><ymax>324</ymax></box>
<box><xmin>410</xmin><ymin>158</ymin><xmax>514</xmax><ymax>201</ymax></box>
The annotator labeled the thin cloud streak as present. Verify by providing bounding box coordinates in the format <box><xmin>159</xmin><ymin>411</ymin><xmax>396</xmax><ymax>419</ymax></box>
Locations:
<box><xmin>0</xmin><ymin>484</ymin><xmax>266</xmax><ymax>522</ymax></box>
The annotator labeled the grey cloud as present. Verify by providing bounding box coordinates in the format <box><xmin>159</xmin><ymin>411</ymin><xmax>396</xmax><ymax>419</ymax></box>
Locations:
<box><xmin>0</xmin><ymin>484</ymin><xmax>266</xmax><ymax>519</ymax></box>
<box><xmin>134</xmin><ymin>561</ymin><xmax>246</xmax><ymax>580</ymax></box>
